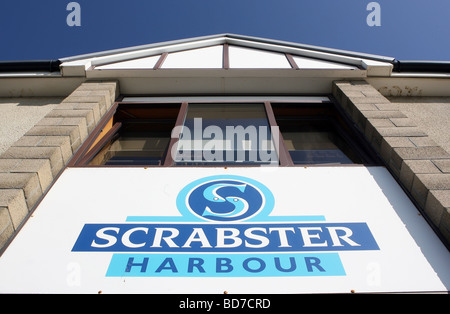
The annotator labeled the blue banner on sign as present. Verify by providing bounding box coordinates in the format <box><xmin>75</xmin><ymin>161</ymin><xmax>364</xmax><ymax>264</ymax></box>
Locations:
<box><xmin>106</xmin><ymin>253</ymin><xmax>346</xmax><ymax>277</ymax></box>
<box><xmin>72</xmin><ymin>222</ymin><xmax>379</xmax><ymax>252</ymax></box>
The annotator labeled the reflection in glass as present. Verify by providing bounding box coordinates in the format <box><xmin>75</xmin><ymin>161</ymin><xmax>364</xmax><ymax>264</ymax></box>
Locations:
<box><xmin>88</xmin><ymin>104</ymin><xmax>179</xmax><ymax>166</ymax></box>
<box><xmin>273</xmin><ymin>103</ymin><xmax>364</xmax><ymax>165</ymax></box>
<box><xmin>89</xmin><ymin>131</ymin><xmax>170</xmax><ymax>166</ymax></box>
<box><xmin>175</xmin><ymin>104</ymin><xmax>278</xmax><ymax>165</ymax></box>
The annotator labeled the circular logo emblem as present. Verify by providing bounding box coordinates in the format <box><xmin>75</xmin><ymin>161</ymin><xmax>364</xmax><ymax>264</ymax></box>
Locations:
<box><xmin>177</xmin><ymin>175</ymin><xmax>273</xmax><ymax>222</ymax></box>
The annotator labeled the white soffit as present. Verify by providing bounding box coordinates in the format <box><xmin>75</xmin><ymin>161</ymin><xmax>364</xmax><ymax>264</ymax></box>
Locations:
<box><xmin>229</xmin><ymin>46</ymin><xmax>291</xmax><ymax>69</ymax></box>
<box><xmin>161</xmin><ymin>45</ymin><xmax>223</xmax><ymax>69</ymax></box>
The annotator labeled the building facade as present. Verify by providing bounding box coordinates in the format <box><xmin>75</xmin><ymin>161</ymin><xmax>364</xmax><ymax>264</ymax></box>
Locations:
<box><xmin>0</xmin><ymin>34</ymin><xmax>449</xmax><ymax>293</ymax></box>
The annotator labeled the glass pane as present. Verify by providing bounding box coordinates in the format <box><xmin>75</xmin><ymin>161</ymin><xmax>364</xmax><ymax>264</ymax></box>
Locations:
<box><xmin>174</xmin><ymin>103</ymin><xmax>278</xmax><ymax>165</ymax></box>
<box><xmin>95</xmin><ymin>55</ymin><xmax>161</xmax><ymax>70</ymax></box>
<box><xmin>292</xmin><ymin>55</ymin><xmax>358</xmax><ymax>70</ymax></box>
<box><xmin>90</xmin><ymin>131</ymin><xmax>170</xmax><ymax>166</ymax></box>
<box><xmin>273</xmin><ymin>103</ymin><xmax>364</xmax><ymax>165</ymax></box>
<box><xmin>229</xmin><ymin>46</ymin><xmax>292</xmax><ymax>69</ymax></box>
<box><xmin>161</xmin><ymin>45</ymin><xmax>223</xmax><ymax>69</ymax></box>
<box><xmin>281</xmin><ymin>121</ymin><xmax>356</xmax><ymax>165</ymax></box>
<box><xmin>88</xmin><ymin>104</ymin><xmax>179</xmax><ymax>166</ymax></box>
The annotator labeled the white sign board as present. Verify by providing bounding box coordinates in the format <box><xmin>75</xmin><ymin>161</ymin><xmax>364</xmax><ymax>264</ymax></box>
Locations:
<box><xmin>0</xmin><ymin>166</ymin><xmax>448</xmax><ymax>293</ymax></box>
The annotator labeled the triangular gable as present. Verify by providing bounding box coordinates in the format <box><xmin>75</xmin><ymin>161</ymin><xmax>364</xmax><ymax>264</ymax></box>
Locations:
<box><xmin>60</xmin><ymin>34</ymin><xmax>393</xmax><ymax>76</ymax></box>
<box><xmin>93</xmin><ymin>44</ymin><xmax>358</xmax><ymax>71</ymax></box>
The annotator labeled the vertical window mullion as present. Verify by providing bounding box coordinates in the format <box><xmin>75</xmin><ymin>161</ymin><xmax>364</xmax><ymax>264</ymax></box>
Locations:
<box><xmin>163</xmin><ymin>102</ymin><xmax>188</xmax><ymax>166</ymax></box>
<box><xmin>264</xmin><ymin>101</ymin><xmax>294</xmax><ymax>167</ymax></box>
<box><xmin>223</xmin><ymin>44</ymin><xmax>230</xmax><ymax>69</ymax></box>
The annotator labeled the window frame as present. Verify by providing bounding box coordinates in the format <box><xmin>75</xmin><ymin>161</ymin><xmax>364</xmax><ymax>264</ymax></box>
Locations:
<box><xmin>68</xmin><ymin>96</ymin><xmax>381</xmax><ymax>168</ymax></box>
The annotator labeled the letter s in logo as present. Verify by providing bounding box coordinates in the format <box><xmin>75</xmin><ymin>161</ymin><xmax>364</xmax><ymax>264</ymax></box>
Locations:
<box><xmin>202</xmin><ymin>183</ymin><xmax>249</xmax><ymax>219</ymax></box>
<box><xmin>177</xmin><ymin>176</ymin><xmax>273</xmax><ymax>222</ymax></box>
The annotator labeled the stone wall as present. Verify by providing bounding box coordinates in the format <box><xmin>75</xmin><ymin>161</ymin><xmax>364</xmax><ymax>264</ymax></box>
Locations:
<box><xmin>333</xmin><ymin>80</ymin><xmax>450</xmax><ymax>246</ymax></box>
<box><xmin>0</xmin><ymin>81</ymin><xmax>119</xmax><ymax>250</ymax></box>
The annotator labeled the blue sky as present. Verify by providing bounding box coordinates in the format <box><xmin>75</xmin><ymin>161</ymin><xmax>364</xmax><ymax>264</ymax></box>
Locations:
<box><xmin>1</xmin><ymin>0</ymin><xmax>449</xmax><ymax>61</ymax></box>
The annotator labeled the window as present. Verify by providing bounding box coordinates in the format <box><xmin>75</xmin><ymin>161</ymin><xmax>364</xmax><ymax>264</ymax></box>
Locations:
<box><xmin>272</xmin><ymin>103</ymin><xmax>366</xmax><ymax>165</ymax></box>
<box><xmin>174</xmin><ymin>103</ymin><xmax>277</xmax><ymax>165</ymax></box>
<box><xmin>75</xmin><ymin>103</ymin><xmax>180</xmax><ymax>166</ymax></box>
<box><xmin>69</xmin><ymin>97</ymin><xmax>378</xmax><ymax>167</ymax></box>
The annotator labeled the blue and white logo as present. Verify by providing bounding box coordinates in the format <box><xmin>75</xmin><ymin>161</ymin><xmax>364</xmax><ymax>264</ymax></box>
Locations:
<box><xmin>179</xmin><ymin>176</ymin><xmax>272</xmax><ymax>222</ymax></box>
<box><xmin>72</xmin><ymin>174</ymin><xmax>379</xmax><ymax>278</ymax></box>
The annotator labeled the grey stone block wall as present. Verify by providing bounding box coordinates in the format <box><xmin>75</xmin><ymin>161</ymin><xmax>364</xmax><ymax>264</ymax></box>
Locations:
<box><xmin>0</xmin><ymin>81</ymin><xmax>119</xmax><ymax>251</ymax></box>
<box><xmin>334</xmin><ymin>80</ymin><xmax>450</xmax><ymax>246</ymax></box>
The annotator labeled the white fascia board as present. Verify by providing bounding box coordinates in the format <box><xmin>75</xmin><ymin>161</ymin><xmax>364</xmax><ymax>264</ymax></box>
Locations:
<box><xmin>60</xmin><ymin>59</ymin><xmax>92</xmax><ymax>77</ymax></box>
<box><xmin>361</xmin><ymin>59</ymin><xmax>393</xmax><ymax>77</ymax></box>
<box><xmin>86</xmin><ymin>68</ymin><xmax>367</xmax><ymax>79</ymax></box>
<box><xmin>121</xmin><ymin>96</ymin><xmax>331</xmax><ymax>103</ymax></box>
<box><xmin>111</xmin><ymin>76</ymin><xmax>341</xmax><ymax>95</ymax></box>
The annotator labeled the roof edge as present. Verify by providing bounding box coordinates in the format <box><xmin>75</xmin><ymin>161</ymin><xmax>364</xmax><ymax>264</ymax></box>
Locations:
<box><xmin>224</xmin><ymin>33</ymin><xmax>396</xmax><ymax>63</ymax></box>
<box><xmin>2</xmin><ymin>34</ymin><xmax>450</xmax><ymax>75</ymax></box>
<box><xmin>59</xmin><ymin>33</ymin><xmax>396</xmax><ymax>64</ymax></box>
<box><xmin>59</xmin><ymin>34</ymin><xmax>230</xmax><ymax>62</ymax></box>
